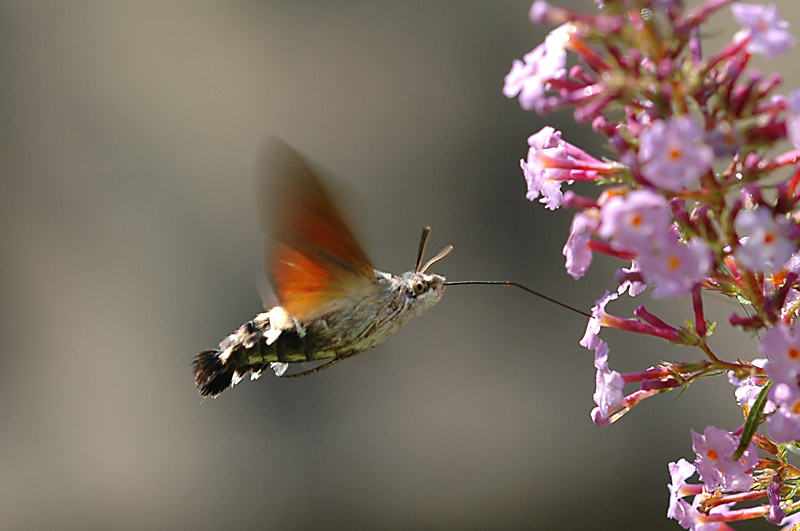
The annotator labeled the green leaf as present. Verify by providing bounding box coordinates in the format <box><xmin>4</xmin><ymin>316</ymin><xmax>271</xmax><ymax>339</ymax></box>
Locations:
<box><xmin>733</xmin><ymin>380</ymin><xmax>773</xmax><ymax>461</ymax></box>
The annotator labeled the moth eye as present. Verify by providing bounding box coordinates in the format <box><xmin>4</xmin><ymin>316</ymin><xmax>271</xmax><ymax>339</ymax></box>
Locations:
<box><xmin>412</xmin><ymin>280</ymin><xmax>427</xmax><ymax>296</ymax></box>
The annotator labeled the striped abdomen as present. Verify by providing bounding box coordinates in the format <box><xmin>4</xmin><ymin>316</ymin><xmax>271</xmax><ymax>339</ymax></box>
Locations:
<box><xmin>192</xmin><ymin>309</ymin><xmax>334</xmax><ymax>397</ymax></box>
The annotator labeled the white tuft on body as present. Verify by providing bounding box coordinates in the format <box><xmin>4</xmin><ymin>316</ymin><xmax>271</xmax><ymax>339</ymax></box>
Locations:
<box><xmin>270</xmin><ymin>362</ymin><xmax>288</xmax><ymax>377</ymax></box>
<box><xmin>218</xmin><ymin>333</ymin><xmax>238</xmax><ymax>362</ymax></box>
<box><xmin>266</xmin><ymin>306</ymin><xmax>292</xmax><ymax>329</ymax></box>
<box><xmin>264</xmin><ymin>328</ymin><xmax>282</xmax><ymax>345</ymax></box>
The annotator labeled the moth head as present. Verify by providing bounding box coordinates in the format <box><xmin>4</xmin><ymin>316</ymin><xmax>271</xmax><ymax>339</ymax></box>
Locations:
<box><xmin>403</xmin><ymin>271</ymin><xmax>446</xmax><ymax>310</ymax></box>
<box><xmin>402</xmin><ymin>226</ymin><xmax>451</xmax><ymax>311</ymax></box>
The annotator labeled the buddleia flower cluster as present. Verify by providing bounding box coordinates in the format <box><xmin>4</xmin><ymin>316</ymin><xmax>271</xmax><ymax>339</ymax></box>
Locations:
<box><xmin>505</xmin><ymin>0</ymin><xmax>800</xmax><ymax>528</ymax></box>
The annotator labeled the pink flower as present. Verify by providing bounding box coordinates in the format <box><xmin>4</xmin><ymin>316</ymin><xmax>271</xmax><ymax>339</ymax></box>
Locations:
<box><xmin>638</xmin><ymin>116</ymin><xmax>714</xmax><ymax>192</ymax></box>
<box><xmin>760</xmin><ymin>322</ymin><xmax>800</xmax><ymax>385</ymax></box>
<box><xmin>667</xmin><ymin>459</ymin><xmax>700</xmax><ymax>520</ymax></box>
<box><xmin>732</xmin><ymin>3</ymin><xmax>794</xmax><ymax>59</ymax></box>
<box><xmin>521</xmin><ymin>127</ymin><xmax>614</xmax><ymax>210</ymax></box>
<box><xmin>780</xmin><ymin>512</ymin><xmax>800</xmax><ymax>529</ymax></box>
<box><xmin>786</xmin><ymin>88</ymin><xmax>800</xmax><ymax>149</ymax></box>
<box><xmin>767</xmin><ymin>473</ymin><xmax>787</xmax><ymax>524</ymax></box>
<box><xmin>528</xmin><ymin>1</ymin><xmax>550</xmax><ymax>23</ymax></box>
<box><xmin>563</xmin><ymin>210</ymin><xmax>600</xmax><ymax>279</ymax></box>
<box><xmin>671</xmin><ymin>495</ymin><xmax>733</xmax><ymax>531</ymax></box>
<box><xmin>598</xmin><ymin>189</ymin><xmax>671</xmax><ymax>254</ymax></box>
<box><xmin>766</xmin><ymin>383</ymin><xmax>800</xmax><ymax>443</ymax></box>
<box><xmin>582</xmin><ymin>290</ymin><xmax>682</xmax><ymax>343</ymax></box>
<box><xmin>503</xmin><ymin>23</ymin><xmax>571</xmax><ymax>112</ymax></box>
<box><xmin>521</xmin><ymin>126</ymin><xmax>568</xmax><ymax>207</ymax></box>
<box><xmin>580</xmin><ymin>291</ymin><xmax>618</xmax><ymax>350</ymax></box>
<box><xmin>728</xmin><ymin>359</ymin><xmax>774</xmax><ymax>411</ymax></box>
<box><xmin>692</xmin><ymin>426</ymin><xmax>757</xmax><ymax>492</ymax></box>
<box><xmin>638</xmin><ymin>237</ymin><xmax>712</xmax><ymax>299</ymax></box>
<box><xmin>591</xmin><ymin>341</ymin><xmax>624</xmax><ymax>424</ymax></box>
<box><xmin>617</xmin><ymin>261</ymin><xmax>646</xmax><ymax>296</ymax></box>
<box><xmin>734</xmin><ymin>208</ymin><xmax>794</xmax><ymax>272</ymax></box>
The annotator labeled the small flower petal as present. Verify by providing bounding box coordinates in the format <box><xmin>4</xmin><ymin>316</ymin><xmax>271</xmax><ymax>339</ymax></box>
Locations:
<box><xmin>732</xmin><ymin>3</ymin><xmax>794</xmax><ymax>59</ymax></box>
<box><xmin>638</xmin><ymin>237</ymin><xmax>712</xmax><ymax>299</ymax></box>
<box><xmin>667</xmin><ymin>459</ymin><xmax>697</xmax><ymax>519</ymax></box>
<box><xmin>766</xmin><ymin>383</ymin><xmax>800</xmax><ymax>443</ymax></box>
<box><xmin>580</xmin><ymin>291</ymin><xmax>619</xmax><ymax>350</ymax></box>
<box><xmin>760</xmin><ymin>321</ymin><xmax>800</xmax><ymax>385</ymax></box>
<box><xmin>638</xmin><ymin>116</ymin><xmax>714</xmax><ymax>192</ymax></box>
<box><xmin>599</xmin><ymin>189</ymin><xmax>671</xmax><ymax>254</ymax></box>
<box><xmin>692</xmin><ymin>426</ymin><xmax>757</xmax><ymax>492</ymax></box>
<box><xmin>563</xmin><ymin>210</ymin><xmax>600</xmax><ymax>279</ymax></box>
<box><xmin>503</xmin><ymin>24</ymin><xmax>570</xmax><ymax>112</ymax></box>
<box><xmin>734</xmin><ymin>208</ymin><xmax>794</xmax><ymax>272</ymax></box>
<box><xmin>592</xmin><ymin>341</ymin><xmax>624</xmax><ymax>422</ymax></box>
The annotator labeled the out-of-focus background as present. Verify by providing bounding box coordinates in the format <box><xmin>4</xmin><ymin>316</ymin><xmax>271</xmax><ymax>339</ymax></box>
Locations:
<box><xmin>3</xmin><ymin>1</ymin><xmax>799</xmax><ymax>529</ymax></box>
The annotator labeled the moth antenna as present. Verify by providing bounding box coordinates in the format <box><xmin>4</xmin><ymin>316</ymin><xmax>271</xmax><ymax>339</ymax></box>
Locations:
<box><xmin>414</xmin><ymin>226</ymin><xmax>431</xmax><ymax>273</ymax></box>
<box><xmin>443</xmin><ymin>280</ymin><xmax>591</xmax><ymax>318</ymax></box>
<box><xmin>420</xmin><ymin>245</ymin><xmax>454</xmax><ymax>274</ymax></box>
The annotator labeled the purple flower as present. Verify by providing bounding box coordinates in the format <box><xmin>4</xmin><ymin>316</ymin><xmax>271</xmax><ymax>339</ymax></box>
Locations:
<box><xmin>563</xmin><ymin>210</ymin><xmax>600</xmax><ymax>280</ymax></box>
<box><xmin>766</xmin><ymin>383</ymin><xmax>800</xmax><ymax>443</ymax></box>
<box><xmin>617</xmin><ymin>261</ymin><xmax>647</xmax><ymax>296</ymax></box>
<box><xmin>503</xmin><ymin>23</ymin><xmax>570</xmax><ymax>112</ymax></box>
<box><xmin>671</xmin><ymin>495</ymin><xmax>732</xmax><ymax>531</ymax></box>
<box><xmin>763</xmin><ymin>253</ymin><xmax>800</xmax><ymax>319</ymax></box>
<box><xmin>653</xmin><ymin>0</ymin><xmax>679</xmax><ymax>8</ymax></box>
<box><xmin>767</xmin><ymin>474</ymin><xmax>787</xmax><ymax>524</ymax></box>
<box><xmin>692</xmin><ymin>426</ymin><xmax>757</xmax><ymax>492</ymax></box>
<box><xmin>667</xmin><ymin>459</ymin><xmax>698</xmax><ymax>520</ymax></box>
<box><xmin>734</xmin><ymin>209</ymin><xmax>794</xmax><ymax>272</ymax></box>
<box><xmin>580</xmin><ymin>291</ymin><xmax>618</xmax><ymax>350</ymax></box>
<box><xmin>786</xmin><ymin>88</ymin><xmax>800</xmax><ymax>149</ymax></box>
<box><xmin>732</xmin><ymin>376</ymin><xmax>768</xmax><ymax>409</ymax></box>
<box><xmin>528</xmin><ymin>1</ymin><xmax>550</xmax><ymax>23</ymax></box>
<box><xmin>521</xmin><ymin>127</ymin><xmax>614</xmax><ymax>210</ymax></box>
<box><xmin>732</xmin><ymin>3</ymin><xmax>794</xmax><ymax>59</ymax></box>
<box><xmin>598</xmin><ymin>189</ymin><xmax>671</xmax><ymax>254</ymax></box>
<box><xmin>782</xmin><ymin>286</ymin><xmax>800</xmax><ymax>320</ymax></box>
<box><xmin>591</xmin><ymin>341</ymin><xmax>624</xmax><ymax>424</ymax></box>
<box><xmin>638</xmin><ymin>237</ymin><xmax>712</xmax><ymax>299</ymax></box>
<box><xmin>728</xmin><ymin>359</ymin><xmax>774</xmax><ymax>411</ymax></box>
<box><xmin>638</xmin><ymin>116</ymin><xmax>714</xmax><ymax>192</ymax></box>
<box><xmin>760</xmin><ymin>322</ymin><xmax>800</xmax><ymax>385</ymax></box>
<box><xmin>780</xmin><ymin>512</ymin><xmax>800</xmax><ymax>529</ymax></box>
<box><xmin>521</xmin><ymin>126</ymin><xmax>570</xmax><ymax>208</ymax></box>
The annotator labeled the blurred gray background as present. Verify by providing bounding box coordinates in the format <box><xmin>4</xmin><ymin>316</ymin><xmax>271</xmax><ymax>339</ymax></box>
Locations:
<box><xmin>3</xmin><ymin>1</ymin><xmax>799</xmax><ymax>529</ymax></box>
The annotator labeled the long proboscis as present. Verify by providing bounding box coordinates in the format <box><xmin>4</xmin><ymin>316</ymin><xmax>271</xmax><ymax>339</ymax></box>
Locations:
<box><xmin>443</xmin><ymin>280</ymin><xmax>592</xmax><ymax>319</ymax></box>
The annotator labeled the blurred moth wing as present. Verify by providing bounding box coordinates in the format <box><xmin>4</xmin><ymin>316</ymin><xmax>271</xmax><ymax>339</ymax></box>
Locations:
<box><xmin>259</xmin><ymin>141</ymin><xmax>379</xmax><ymax>322</ymax></box>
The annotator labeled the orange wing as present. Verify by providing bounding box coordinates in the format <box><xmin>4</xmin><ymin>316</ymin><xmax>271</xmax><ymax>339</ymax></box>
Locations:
<box><xmin>259</xmin><ymin>140</ymin><xmax>377</xmax><ymax>322</ymax></box>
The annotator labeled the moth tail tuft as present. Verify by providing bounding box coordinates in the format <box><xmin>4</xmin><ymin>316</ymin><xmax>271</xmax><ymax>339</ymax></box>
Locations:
<box><xmin>193</xmin><ymin>349</ymin><xmax>234</xmax><ymax>398</ymax></box>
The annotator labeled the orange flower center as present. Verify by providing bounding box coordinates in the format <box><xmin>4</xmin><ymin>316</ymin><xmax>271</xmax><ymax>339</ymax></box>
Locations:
<box><xmin>770</xmin><ymin>270</ymin><xmax>788</xmax><ymax>287</ymax></box>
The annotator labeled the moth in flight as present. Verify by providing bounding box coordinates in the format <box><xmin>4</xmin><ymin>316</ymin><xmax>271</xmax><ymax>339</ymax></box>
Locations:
<box><xmin>193</xmin><ymin>142</ymin><xmax>452</xmax><ymax>397</ymax></box>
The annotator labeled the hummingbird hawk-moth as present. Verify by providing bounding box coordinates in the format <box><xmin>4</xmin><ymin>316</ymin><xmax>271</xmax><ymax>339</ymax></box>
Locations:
<box><xmin>193</xmin><ymin>141</ymin><xmax>452</xmax><ymax>397</ymax></box>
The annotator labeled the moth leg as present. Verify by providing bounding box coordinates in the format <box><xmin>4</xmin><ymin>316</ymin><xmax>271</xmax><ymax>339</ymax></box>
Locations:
<box><xmin>278</xmin><ymin>352</ymin><xmax>361</xmax><ymax>378</ymax></box>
